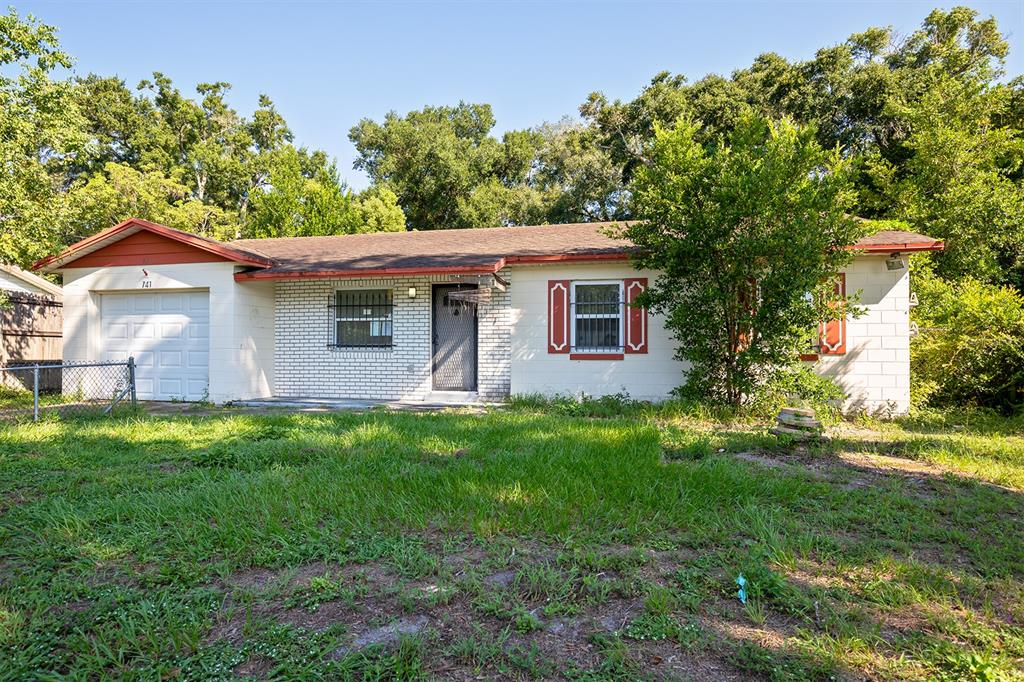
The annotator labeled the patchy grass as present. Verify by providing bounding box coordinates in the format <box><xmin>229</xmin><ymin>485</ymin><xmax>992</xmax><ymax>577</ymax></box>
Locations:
<box><xmin>0</xmin><ymin>404</ymin><xmax>1022</xmax><ymax>680</ymax></box>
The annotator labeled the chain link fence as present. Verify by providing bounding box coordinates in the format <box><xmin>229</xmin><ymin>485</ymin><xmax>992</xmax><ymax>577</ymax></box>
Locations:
<box><xmin>0</xmin><ymin>358</ymin><xmax>137</xmax><ymax>423</ymax></box>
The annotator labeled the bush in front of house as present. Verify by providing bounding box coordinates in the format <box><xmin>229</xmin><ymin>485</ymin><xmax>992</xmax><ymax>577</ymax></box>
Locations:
<box><xmin>911</xmin><ymin>265</ymin><xmax>1024</xmax><ymax>413</ymax></box>
<box><xmin>626</xmin><ymin>113</ymin><xmax>862</xmax><ymax>408</ymax></box>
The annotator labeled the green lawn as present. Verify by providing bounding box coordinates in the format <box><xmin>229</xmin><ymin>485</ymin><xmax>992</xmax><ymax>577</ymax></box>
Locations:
<box><xmin>0</xmin><ymin>404</ymin><xmax>1022</xmax><ymax>680</ymax></box>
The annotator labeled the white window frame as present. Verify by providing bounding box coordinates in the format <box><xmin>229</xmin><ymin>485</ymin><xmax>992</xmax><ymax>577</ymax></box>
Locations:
<box><xmin>570</xmin><ymin>280</ymin><xmax>624</xmax><ymax>353</ymax></box>
<box><xmin>333</xmin><ymin>288</ymin><xmax>394</xmax><ymax>349</ymax></box>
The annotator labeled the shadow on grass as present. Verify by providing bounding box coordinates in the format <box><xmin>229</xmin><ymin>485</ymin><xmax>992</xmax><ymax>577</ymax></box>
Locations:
<box><xmin>0</xmin><ymin>409</ymin><xmax>1022</xmax><ymax>678</ymax></box>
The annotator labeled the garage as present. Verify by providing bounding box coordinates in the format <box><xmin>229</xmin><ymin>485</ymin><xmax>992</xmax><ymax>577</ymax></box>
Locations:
<box><xmin>100</xmin><ymin>291</ymin><xmax>210</xmax><ymax>401</ymax></box>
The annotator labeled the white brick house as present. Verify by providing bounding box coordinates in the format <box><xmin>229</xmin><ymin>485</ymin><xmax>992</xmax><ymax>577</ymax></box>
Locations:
<box><xmin>37</xmin><ymin>218</ymin><xmax>943</xmax><ymax>413</ymax></box>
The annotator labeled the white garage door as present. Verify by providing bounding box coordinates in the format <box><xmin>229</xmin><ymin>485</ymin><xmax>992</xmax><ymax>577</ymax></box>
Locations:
<box><xmin>100</xmin><ymin>291</ymin><xmax>210</xmax><ymax>401</ymax></box>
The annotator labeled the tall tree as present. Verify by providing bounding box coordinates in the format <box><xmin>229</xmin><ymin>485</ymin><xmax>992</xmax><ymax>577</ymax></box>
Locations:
<box><xmin>349</xmin><ymin>102</ymin><xmax>545</xmax><ymax>230</ymax></box>
<box><xmin>0</xmin><ymin>9</ymin><xmax>84</xmax><ymax>268</ymax></box>
<box><xmin>627</xmin><ymin>114</ymin><xmax>861</xmax><ymax>405</ymax></box>
<box><xmin>245</xmin><ymin>146</ymin><xmax>405</xmax><ymax>238</ymax></box>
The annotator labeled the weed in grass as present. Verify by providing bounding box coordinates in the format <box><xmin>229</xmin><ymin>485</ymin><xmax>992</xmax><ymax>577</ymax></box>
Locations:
<box><xmin>511</xmin><ymin>607</ymin><xmax>543</xmax><ymax>633</ymax></box>
<box><xmin>733</xmin><ymin>640</ymin><xmax>837</xmax><ymax>682</ymax></box>
<box><xmin>339</xmin><ymin>634</ymin><xmax>428</xmax><ymax>681</ymax></box>
<box><xmin>621</xmin><ymin>614</ymin><xmax>701</xmax><ymax>646</ymax></box>
<box><xmin>284</xmin><ymin>572</ymin><xmax>363</xmax><ymax>612</ymax></box>
<box><xmin>643</xmin><ymin>584</ymin><xmax>679</xmax><ymax>616</ymax></box>
<box><xmin>514</xmin><ymin>562</ymin><xmax>579</xmax><ymax>603</ymax></box>
<box><xmin>739</xmin><ymin>551</ymin><xmax>815</xmax><ymax>618</ymax></box>
<box><xmin>504</xmin><ymin>641</ymin><xmax>557</xmax><ymax>679</ymax></box>
<box><xmin>745</xmin><ymin>598</ymin><xmax>768</xmax><ymax>626</ymax></box>
<box><xmin>445</xmin><ymin>625</ymin><xmax>508</xmax><ymax>668</ymax></box>
<box><xmin>575</xmin><ymin>632</ymin><xmax>645</xmax><ymax>681</ymax></box>
<box><xmin>934</xmin><ymin>647</ymin><xmax>1006</xmax><ymax>682</ymax></box>
<box><xmin>607</xmin><ymin>576</ymin><xmax>648</xmax><ymax>599</ymax></box>
<box><xmin>581</xmin><ymin>575</ymin><xmax>613</xmax><ymax>604</ymax></box>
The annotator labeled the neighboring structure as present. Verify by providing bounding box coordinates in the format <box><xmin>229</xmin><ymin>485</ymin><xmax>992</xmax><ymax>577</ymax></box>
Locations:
<box><xmin>0</xmin><ymin>263</ymin><xmax>63</xmax><ymax>365</ymax></box>
<box><xmin>36</xmin><ymin>218</ymin><xmax>943</xmax><ymax>413</ymax></box>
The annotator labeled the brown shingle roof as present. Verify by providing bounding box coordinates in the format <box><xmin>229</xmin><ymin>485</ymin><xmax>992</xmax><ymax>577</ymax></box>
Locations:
<box><xmin>232</xmin><ymin>222</ymin><xmax>631</xmax><ymax>279</ymax></box>
<box><xmin>37</xmin><ymin>217</ymin><xmax>944</xmax><ymax>278</ymax></box>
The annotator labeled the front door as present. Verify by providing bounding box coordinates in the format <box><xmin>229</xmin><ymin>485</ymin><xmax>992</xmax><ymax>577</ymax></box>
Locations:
<box><xmin>432</xmin><ymin>284</ymin><xmax>478</xmax><ymax>391</ymax></box>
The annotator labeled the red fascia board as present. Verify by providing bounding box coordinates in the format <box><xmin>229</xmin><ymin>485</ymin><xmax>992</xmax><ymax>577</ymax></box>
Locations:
<box><xmin>847</xmin><ymin>241</ymin><xmax>945</xmax><ymax>253</ymax></box>
<box><xmin>506</xmin><ymin>252</ymin><xmax>630</xmax><ymax>264</ymax></box>
<box><xmin>234</xmin><ymin>259</ymin><xmax>506</xmax><ymax>282</ymax></box>
<box><xmin>569</xmin><ymin>353</ymin><xmax>625</xmax><ymax>361</ymax></box>
<box><xmin>33</xmin><ymin>218</ymin><xmax>273</xmax><ymax>271</ymax></box>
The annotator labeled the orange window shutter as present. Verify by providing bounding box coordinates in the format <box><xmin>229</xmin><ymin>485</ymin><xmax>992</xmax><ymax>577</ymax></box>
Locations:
<box><xmin>820</xmin><ymin>273</ymin><xmax>847</xmax><ymax>355</ymax></box>
<box><xmin>547</xmin><ymin>280</ymin><xmax>571</xmax><ymax>353</ymax></box>
<box><xmin>737</xmin><ymin>278</ymin><xmax>757</xmax><ymax>348</ymax></box>
<box><xmin>623</xmin><ymin>277</ymin><xmax>648</xmax><ymax>353</ymax></box>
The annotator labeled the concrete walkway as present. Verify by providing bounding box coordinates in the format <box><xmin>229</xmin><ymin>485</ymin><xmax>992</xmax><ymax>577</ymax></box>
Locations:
<box><xmin>230</xmin><ymin>395</ymin><xmax>492</xmax><ymax>412</ymax></box>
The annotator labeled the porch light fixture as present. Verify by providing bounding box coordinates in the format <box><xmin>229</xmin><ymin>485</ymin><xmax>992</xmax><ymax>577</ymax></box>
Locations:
<box><xmin>885</xmin><ymin>253</ymin><xmax>906</xmax><ymax>271</ymax></box>
<box><xmin>408</xmin><ymin>286</ymin><xmax>417</xmax><ymax>299</ymax></box>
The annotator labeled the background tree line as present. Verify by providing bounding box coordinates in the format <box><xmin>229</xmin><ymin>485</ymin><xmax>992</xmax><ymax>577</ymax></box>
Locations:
<box><xmin>1</xmin><ymin>6</ymin><xmax>1021</xmax><ymax>411</ymax></box>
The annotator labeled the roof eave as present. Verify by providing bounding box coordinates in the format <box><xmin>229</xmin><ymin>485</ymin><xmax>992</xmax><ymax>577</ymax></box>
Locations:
<box><xmin>234</xmin><ymin>260</ymin><xmax>507</xmax><ymax>282</ymax></box>
<box><xmin>849</xmin><ymin>241</ymin><xmax>945</xmax><ymax>253</ymax></box>
<box><xmin>233</xmin><ymin>252</ymin><xmax>633</xmax><ymax>281</ymax></box>
<box><xmin>0</xmin><ymin>263</ymin><xmax>63</xmax><ymax>298</ymax></box>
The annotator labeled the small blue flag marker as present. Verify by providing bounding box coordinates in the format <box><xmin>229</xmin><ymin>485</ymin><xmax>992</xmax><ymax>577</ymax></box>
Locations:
<box><xmin>736</xmin><ymin>574</ymin><xmax>747</xmax><ymax>604</ymax></box>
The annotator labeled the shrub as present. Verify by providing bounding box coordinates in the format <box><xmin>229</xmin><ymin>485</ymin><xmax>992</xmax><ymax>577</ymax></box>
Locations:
<box><xmin>749</xmin><ymin>364</ymin><xmax>846</xmax><ymax>424</ymax></box>
<box><xmin>912</xmin><ymin>268</ymin><xmax>1024</xmax><ymax>413</ymax></box>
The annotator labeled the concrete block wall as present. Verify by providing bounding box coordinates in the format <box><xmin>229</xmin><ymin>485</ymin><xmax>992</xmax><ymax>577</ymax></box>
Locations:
<box><xmin>273</xmin><ymin>271</ymin><xmax>512</xmax><ymax>401</ymax></box>
<box><xmin>814</xmin><ymin>255</ymin><xmax>911</xmax><ymax>415</ymax></box>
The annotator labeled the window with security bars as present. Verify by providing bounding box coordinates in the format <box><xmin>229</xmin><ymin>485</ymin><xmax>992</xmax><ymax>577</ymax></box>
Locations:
<box><xmin>331</xmin><ymin>289</ymin><xmax>393</xmax><ymax>348</ymax></box>
<box><xmin>571</xmin><ymin>282</ymin><xmax>623</xmax><ymax>352</ymax></box>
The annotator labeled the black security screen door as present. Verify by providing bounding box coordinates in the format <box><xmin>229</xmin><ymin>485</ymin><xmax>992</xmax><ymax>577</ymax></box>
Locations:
<box><xmin>432</xmin><ymin>284</ymin><xmax>478</xmax><ymax>391</ymax></box>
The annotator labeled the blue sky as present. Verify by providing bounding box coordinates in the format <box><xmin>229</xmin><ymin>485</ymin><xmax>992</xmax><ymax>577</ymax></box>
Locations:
<box><xmin>18</xmin><ymin>1</ymin><xmax>1024</xmax><ymax>190</ymax></box>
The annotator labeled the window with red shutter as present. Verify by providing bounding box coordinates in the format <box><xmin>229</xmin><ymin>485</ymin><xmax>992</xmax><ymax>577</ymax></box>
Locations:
<box><xmin>623</xmin><ymin>277</ymin><xmax>648</xmax><ymax>354</ymax></box>
<box><xmin>819</xmin><ymin>273</ymin><xmax>847</xmax><ymax>355</ymax></box>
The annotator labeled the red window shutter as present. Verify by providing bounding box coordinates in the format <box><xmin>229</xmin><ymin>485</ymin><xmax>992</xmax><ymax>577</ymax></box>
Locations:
<box><xmin>547</xmin><ymin>280</ymin><xmax>571</xmax><ymax>353</ymax></box>
<box><xmin>820</xmin><ymin>273</ymin><xmax>847</xmax><ymax>355</ymax></box>
<box><xmin>624</xmin><ymin>277</ymin><xmax>648</xmax><ymax>354</ymax></box>
<box><xmin>737</xmin><ymin>278</ymin><xmax>757</xmax><ymax>350</ymax></box>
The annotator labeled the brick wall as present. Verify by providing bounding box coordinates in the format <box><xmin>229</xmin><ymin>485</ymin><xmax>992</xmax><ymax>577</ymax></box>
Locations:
<box><xmin>273</xmin><ymin>271</ymin><xmax>511</xmax><ymax>401</ymax></box>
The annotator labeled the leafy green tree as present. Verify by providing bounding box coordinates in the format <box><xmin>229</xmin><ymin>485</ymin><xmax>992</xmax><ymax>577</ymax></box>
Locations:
<box><xmin>353</xmin><ymin>186</ymin><xmax>406</xmax><ymax>234</ymax></box>
<box><xmin>349</xmin><ymin>102</ymin><xmax>545</xmax><ymax>229</ymax></box>
<box><xmin>245</xmin><ymin>146</ymin><xmax>404</xmax><ymax>238</ymax></box>
<box><xmin>531</xmin><ymin>120</ymin><xmax>629</xmax><ymax>223</ymax></box>
<box><xmin>0</xmin><ymin>9</ymin><xmax>84</xmax><ymax>268</ymax></box>
<box><xmin>911</xmin><ymin>265</ymin><xmax>1024</xmax><ymax>411</ymax></box>
<box><xmin>879</xmin><ymin>78</ymin><xmax>1024</xmax><ymax>287</ymax></box>
<box><xmin>62</xmin><ymin>162</ymin><xmax>238</xmax><ymax>241</ymax></box>
<box><xmin>627</xmin><ymin>114</ymin><xmax>861</xmax><ymax>405</ymax></box>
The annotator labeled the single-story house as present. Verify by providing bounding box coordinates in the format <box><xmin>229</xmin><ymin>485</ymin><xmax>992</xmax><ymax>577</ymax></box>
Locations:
<box><xmin>35</xmin><ymin>218</ymin><xmax>943</xmax><ymax>413</ymax></box>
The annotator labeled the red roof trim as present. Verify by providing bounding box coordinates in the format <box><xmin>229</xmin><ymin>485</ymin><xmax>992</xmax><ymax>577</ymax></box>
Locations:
<box><xmin>33</xmin><ymin>218</ymin><xmax>274</xmax><ymax>271</ymax></box>
<box><xmin>506</xmin><ymin>253</ymin><xmax>631</xmax><ymax>265</ymax></box>
<box><xmin>234</xmin><ymin>260</ymin><xmax>506</xmax><ymax>282</ymax></box>
<box><xmin>848</xmin><ymin>240</ymin><xmax>945</xmax><ymax>253</ymax></box>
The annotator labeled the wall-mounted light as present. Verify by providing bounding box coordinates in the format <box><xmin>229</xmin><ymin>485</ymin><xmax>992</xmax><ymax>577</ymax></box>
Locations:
<box><xmin>885</xmin><ymin>252</ymin><xmax>906</xmax><ymax>271</ymax></box>
<box><xmin>408</xmin><ymin>286</ymin><xmax>417</xmax><ymax>299</ymax></box>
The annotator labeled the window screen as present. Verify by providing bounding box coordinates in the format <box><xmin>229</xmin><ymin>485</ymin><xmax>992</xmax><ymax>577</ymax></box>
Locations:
<box><xmin>333</xmin><ymin>290</ymin><xmax>393</xmax><ymax>348</ymax></box>
<box><xmin>572</xmin><ymin>283</ymin><xmax>622</xmax><ymax>352</ymax></box>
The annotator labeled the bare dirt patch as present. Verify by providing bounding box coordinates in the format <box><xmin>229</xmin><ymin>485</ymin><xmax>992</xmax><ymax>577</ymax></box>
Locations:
<box><xmin>201</xmin><ymin>541</ymin><xmax>764</xmax><ymax>679</ymax></box>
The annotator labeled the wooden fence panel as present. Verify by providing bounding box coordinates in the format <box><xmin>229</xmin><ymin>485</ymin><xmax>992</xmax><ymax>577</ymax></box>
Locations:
<box><xmin>1</xmin><ymin>292</ymin><xmax>63</xmax><ymax>368</ymax></box>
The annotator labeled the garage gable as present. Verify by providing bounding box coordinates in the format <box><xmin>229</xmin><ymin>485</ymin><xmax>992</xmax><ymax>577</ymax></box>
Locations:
<box><xmin>34</xmin><ymin>218</ymin><xmax>273</xmax><ymax>272</ymax></box>
<box><xmin>63</xmin><ymin>230</ymin><xmax>234</xmax><ymax>268</ymax></box>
